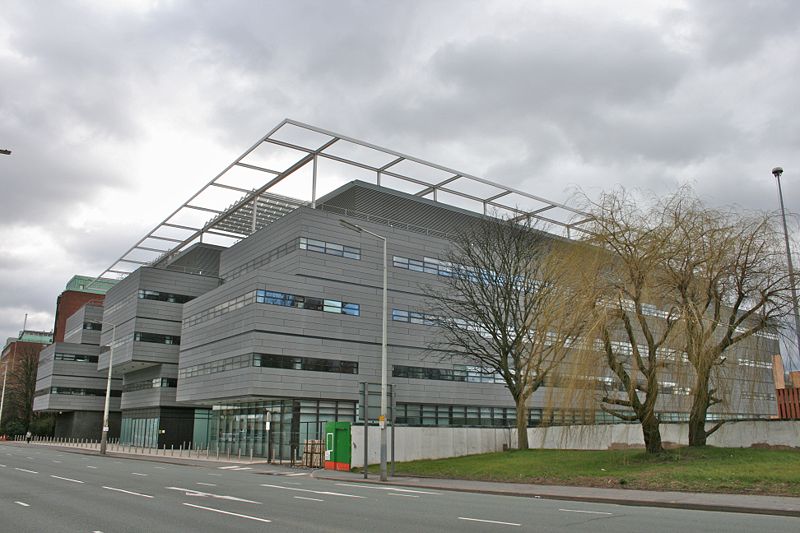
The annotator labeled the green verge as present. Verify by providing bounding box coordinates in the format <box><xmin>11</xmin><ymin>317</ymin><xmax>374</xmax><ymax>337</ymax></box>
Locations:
<box><xmin>364</xmin><ymin>447</ymin><xmax>800</xmax><ymax>496</ymax></box>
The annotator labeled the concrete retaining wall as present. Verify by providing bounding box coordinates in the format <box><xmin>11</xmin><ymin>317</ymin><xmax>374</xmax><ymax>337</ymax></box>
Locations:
<box><xmin>350</xmin><ymin>420</ymin><xmax>800</xmax><ymax>467</ymax></box>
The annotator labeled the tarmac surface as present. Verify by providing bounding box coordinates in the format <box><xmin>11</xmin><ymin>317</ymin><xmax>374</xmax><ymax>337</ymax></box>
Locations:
<box><xmin>0</xmin><ymin>436</ymin><xmax>800</xmax><ymax>531</ymax></box>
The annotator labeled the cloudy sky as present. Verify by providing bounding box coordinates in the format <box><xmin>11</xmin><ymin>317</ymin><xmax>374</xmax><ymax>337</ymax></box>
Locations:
<box><xmin>1</xmin><ymin>0</ymin><xmax>798</xmax><ymax>363</ymax></box>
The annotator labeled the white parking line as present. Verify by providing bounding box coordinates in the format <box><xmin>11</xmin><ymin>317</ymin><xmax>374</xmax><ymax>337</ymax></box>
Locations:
<box><xmin>336</xmin><ymin>483</ymin><xmax>439</xmax><ymax>495</ymax></box>
<box><xmin>261</xmin><ymin>483</ymin><xmax>365</xmax><ymax>499</ymax></box>
<box><xmin>15</xmin><ymin>501</ymin><xmax>30</xmax><ymax>507</ymax></box>
<box><xmin>182</xmin><ymin>503</ymin><xmax>271</xmax><ymax>523</ymax></box>
<box><xmin>50</xmin><ymin>475</ymin><xmax>84</xmax><ymax>484</ymax></box>
<box><xmin>15</xmin><ymin>468</ymin><xmax>38</xmax><ymax>474</ymax></box>
<box><xmin>558</xmin><ymin>509</ymin><xmax>613</xmax><ymax>515</ymax></box>
<box><xmin>102</xmin><ymin>486</ymin><xmax>154</xmax><ymax>499</ymax></box>
<box><xmin>458</xmin><ymin>517</ymin><xmax>521</xmax><ymax>527</ymax></box>
<box><xmin>293</xmin><ymin>496</ymin><xmax>323</xmax><ymax>502</ymax></box>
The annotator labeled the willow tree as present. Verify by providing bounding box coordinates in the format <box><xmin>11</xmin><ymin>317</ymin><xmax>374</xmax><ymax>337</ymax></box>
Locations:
<box><xmin>425</xmin><ymin>218</ymin><xmax>590</xmax><ymax>450</ymax></box>
<box><xmin>660</xmin><ymin>194</ymin><xmax>794</xmax><ymax>446</ymax></box>
<box><xmin>576</xmin><ymin>190</ymin><xmax>683</xmax><ymax>454</ymax></box>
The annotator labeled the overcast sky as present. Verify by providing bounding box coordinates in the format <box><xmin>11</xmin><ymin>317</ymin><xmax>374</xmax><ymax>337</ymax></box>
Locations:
<box><xmin>1</xmin><ymin>0</ymin><xmax>798</xmax><ymax>364</ymax></box>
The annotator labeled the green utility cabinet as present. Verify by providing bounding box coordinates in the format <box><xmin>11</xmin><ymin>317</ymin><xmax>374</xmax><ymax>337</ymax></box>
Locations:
<box><xmin>324</xmin><ymin>421</ymin><xmax>351</xmax><ymax>471</ymax></box>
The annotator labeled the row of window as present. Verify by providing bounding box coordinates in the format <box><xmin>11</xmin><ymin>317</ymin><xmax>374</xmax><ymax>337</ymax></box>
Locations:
<box><xmin>184</xmin><ymin>291</ymin><xmax>258</xmax><ymax>328</ymax></box>
<box><xmin>393</xmin><ymin>364</ymin><xmax>504</xmax><ymax>384</ymax></box>
<box><xmin>741</xmin><ymin>391</ymin><xmax>776</xmax><ymax>401</ymax></box>
<box><xmin>223</xmin><ymin>239</ymin><xmax>297</xmax><ymax>282</ymax></box>
<box><xmin>256</xmin><ymin>290</ymin><xmax>360</xmax><ymax>316</ymax></box>
<box><xmin>138</xmin><ymin>289</ymin><xmax>195</xmax><ymax>304</ymax></box>
<box><xmin>395</xmin><ymin>253</ymin><xmax>779</xmax><ymax>343</ymax></box>
<box><xmin>54</xmin><ymin>353</ymin><xmax>99</xmax><ymax>363</ymax></box>
<box><xmin>178</xmin><ymin>352</ymin><xmax>359</xmax><ymax>379</ymax></box>
<box><xmin>254</xmin><ymin>353</ymin><xmax>358</xmax><ymax>374</ymax></box>
<box><xmin>134</xmin><ymin>332</ymin><xmax>181</xmax><ymax>345</ymax></box>
<box><xmin>64</xmin><ymin>321</ymin><xmax>103</xmax><ymax>340</ymax></box>
<box><xmin>40</xmin><ymin>387</ymin><xmax>121</xmax><ymax>398</ymax></box>
<box><xmin>223</xmin><ymin>237</ymin><xmax>361</xmax><ymax>282</ymax></box>
<box><xmin>123</xmin><ymin>377</ymin><xmax>178</xmax><ymax>393</ymax></box>
<box><xmin>300</xmin><ymin>237</ymin><xmax>360</xmax><ymax>260</ymax></box>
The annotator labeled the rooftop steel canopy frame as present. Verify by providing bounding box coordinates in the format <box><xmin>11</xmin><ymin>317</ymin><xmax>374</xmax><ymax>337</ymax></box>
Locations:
<box><xmin>92</xmin><ymin>118</ymin><xmax>592</xmax><ymax>283</ymax></box>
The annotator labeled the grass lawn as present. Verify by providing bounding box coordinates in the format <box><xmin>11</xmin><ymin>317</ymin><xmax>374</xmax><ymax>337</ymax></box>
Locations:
<box><xmin>367</xmin><ymin>447</ymin><xmax>800</xmax><ymax>496</ymax></box>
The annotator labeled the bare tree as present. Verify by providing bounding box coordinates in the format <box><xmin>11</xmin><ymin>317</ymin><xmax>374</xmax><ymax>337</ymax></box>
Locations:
<box><xmin>7</xmin><ymin>343</ymin><xmax>42</xmax><ymax>431</ymax></box>
<box><xmin>660</xmin><ymin>194</ymin><xmax>794</xmax><ymax>446</ymax></box>
<box><xmin>425</xmin><ymin>218</ymin><xmax>589</xmax><ymax>450</ymax></box>
<box><xmin>576</xmin><ymin>190</ymin><xmax>683</xmax><ymax>454</ymax></box>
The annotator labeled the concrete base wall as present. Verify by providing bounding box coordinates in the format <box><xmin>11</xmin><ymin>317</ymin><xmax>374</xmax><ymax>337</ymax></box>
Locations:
<box><xmin>350</xmin><ymin>420</ymin><xmax>800</xmax><ymax>467</ymax></box>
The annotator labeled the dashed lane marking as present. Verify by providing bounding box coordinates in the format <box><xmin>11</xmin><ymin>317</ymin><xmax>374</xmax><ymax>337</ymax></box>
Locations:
<box><xmin>558</xmin><ymin>509</ymin><xmax>613</xmax><ymax>515</ymax></box>
<box><xmin>50</xmin><ymin>475</ymin><xmax>84</xmax><ymax>484</ymax></box>
<box><xmin>102</xmin><ymin>486</ymin><xmax>154</xmax><ymax>499</ymax></box>
<box><xmin>166</xmin><ymin>487</ymin><xmax>261</xmax><ymax>504</ymax></box>
<box><xmin>260</xmin><ymin>483</ymin><xmax>364</xmax><ymax>499</ymax></box>
<box><xmin>458</xmin><ymin>517</ymin><xmax>521</xmax><ymax>527</ymax></box>
<box><xmin>336</xmin><ymin>483</ymin><xmax>439</xmax><ymax>495</ymax></box>
<box><xmin>15</xmin><ymin>501</ymin><xmax>30</xmax><ymax>507</ymax></box>
<box><xmin>196</xmin><ymin>482</ymin><xmax>217</xmax><ymax>487</ymax></box>
<box><xmin>388</xmin><ymin>493</ymin><xmax>419</xmax><ymax>498</ymax></box>
<box><xmin>182</xmin><ymin>503</ymin><xmax>271</xmax><ymax>523</ymax></box>
<box><xmin>293</xmin><ymin>496</ymin><xmax>323</xmax><ymax>502</ymax></box>
<box><xmin>15</xmin><ymin>468</ymin><xmax>38</xmax><ymax>474</ymax></box>
<box><xmin>131</xmin><ymin>472</ymin><xmax>148</xmax><ymax>476</ymax></box>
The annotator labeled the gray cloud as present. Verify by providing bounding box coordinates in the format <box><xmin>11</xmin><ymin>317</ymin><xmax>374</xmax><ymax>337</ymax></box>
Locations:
<box><xmin>0</xmin><ymin>0</ymin><xmax>799</xmax><ymax>363</ymax></box>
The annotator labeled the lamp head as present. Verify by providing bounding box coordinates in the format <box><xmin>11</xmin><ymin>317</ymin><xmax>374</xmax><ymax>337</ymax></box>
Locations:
<box><xmin>772</xmin><ymin>166</ymin><xmax>784</xmax><ymax>178</ymax></box>
<box><xmin>339</xmin><ymin>219</ymin><xmax>363</xmax><ymax>233</ymax></box>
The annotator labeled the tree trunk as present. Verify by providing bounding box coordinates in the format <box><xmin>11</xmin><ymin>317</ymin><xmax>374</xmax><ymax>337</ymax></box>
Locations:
<box><xmin>515</xmin><ymin>396</ymin><xmax>529</xmax><ymax>450</ymax></box>
<box><xmin>641</xmin><ymin>413</ymin><xmax>664</xmax><ymax>454</ymax></box>
<box><xmin>688</xmin><ymin>372</ymin><xmax>710</xmax><ymax>447</ymax></box>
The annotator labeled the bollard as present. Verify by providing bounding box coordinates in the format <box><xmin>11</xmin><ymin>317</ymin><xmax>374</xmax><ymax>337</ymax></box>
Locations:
<box><xmin>171</xmin><ymin>445</ymin><xmax>174</xmax><ymax>456</ymax></box>
<box><xmin>216</xmin><ymin>445</ymin><xmax>219</xmax><ymax>460</ymax></box>
<box><xmin>238</xmin><ymin>448</ymin><xmax>242</xmax><ymax>461</ymax></box>
<box><xmin>250</xmin><ymin>448</ymin><xmax>253</xmax><ymax>462</ymax></box>
<box><xmin>179</xmin><ymin>444</ymin><xmax>183</xmax><ymax>457</ymax></box>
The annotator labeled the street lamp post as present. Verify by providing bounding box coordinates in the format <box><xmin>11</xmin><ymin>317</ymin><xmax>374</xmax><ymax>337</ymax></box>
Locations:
<box><xmin>340</xmin><ymin>219</ymin><xmax>389</xmax><ymax>481</ymax></box>
<box><xmin>772</xmin><ymin>167</ymin><xmax>800</xmax><ymax>365</ymax></box>
<box><xmin>99</xmin><ymin>322</ymin><xmax>117</xmax><ymax>455</ymax></box>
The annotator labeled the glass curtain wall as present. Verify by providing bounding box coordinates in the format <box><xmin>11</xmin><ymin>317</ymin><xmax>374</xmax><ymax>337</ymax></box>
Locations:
<box><xmin>209</xmin><ymin>399</ymin><xmax>355</xmax><ymax>461</ymax></box>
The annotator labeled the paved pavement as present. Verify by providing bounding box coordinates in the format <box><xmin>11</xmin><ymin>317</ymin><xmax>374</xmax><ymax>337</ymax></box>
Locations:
<box><xmin>8</xmin><ymin>436</ymin><xmax>800</xmax><ymax>530</ymax></box>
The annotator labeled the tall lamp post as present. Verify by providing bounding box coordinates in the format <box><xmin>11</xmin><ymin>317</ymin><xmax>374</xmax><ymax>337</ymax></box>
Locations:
<box><xmin>772</xmin><ymin>167</ymin><xmax>800</xmax><ymax>365</ymax></box>
<box><xmin>340</xmin><ymin>219</ymin><xmax>389</xmax><ymax>481</ymax></box>
<box><xmin>99</xmin><ymin>322</ymin><xmax>117</xmax><ymax>455</ymax></box>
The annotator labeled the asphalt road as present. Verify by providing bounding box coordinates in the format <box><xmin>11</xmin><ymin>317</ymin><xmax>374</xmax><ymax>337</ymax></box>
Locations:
<box><xmin>1</xmin><ymin>443</ymin><xmax>798</xmax><ymax>532</ymax></box>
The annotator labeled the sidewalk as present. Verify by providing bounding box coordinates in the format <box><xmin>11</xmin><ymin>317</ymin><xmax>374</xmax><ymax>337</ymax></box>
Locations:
<box><xmin>11</xmin><ymin>441</ymin><xmax>800</xmax><ymax>517</ymax></box>
<box><xmin>315</xmin><ymin>468</ymin><xmax>800</xmax><ymax>518</ymax></box>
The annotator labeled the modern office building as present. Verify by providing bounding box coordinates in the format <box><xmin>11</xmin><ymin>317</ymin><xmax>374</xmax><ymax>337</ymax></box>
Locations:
<box><xmin>34</xmin><ymin>120</ymin><xmax>782</xmax><ymax>457</ymax></box>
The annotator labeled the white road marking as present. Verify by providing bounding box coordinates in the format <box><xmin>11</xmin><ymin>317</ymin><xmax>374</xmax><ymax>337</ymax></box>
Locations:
<box><xmin>15</xmin><ymin>468</ymin><xmax>38</xmax><ymax>474</ymax></box>
<box><xmin>558</xmin><ymin>509</ymin><xmax>613</xmax><ymax>515</ymax></box>
<box><xmin>165</xmin><ymin>487</ymin><xmax>261</xmax><ymax>504</ymax></box>
<box><xmin>15</xmin><ymin>501</ymin><xmax>30</xmax><ymax>507</ymax></box>
<box><xmin>336</xmin><ymin>483</ymin><xmax>439</xmax><ymax>495</ymax></box>
<box><xmin>0</xmin><ymin>464</ymin><xmax>5</xmax><ymax>467</ymax></box>
<box><xmin>102</xmin><ymin>486</ymin><xmax>154</xmax><ymax>499</ymax></box>
<box><xmin>26</xmin><ymin>456</ymin><xmax>34</xmax><ymax>459</ymax></box>
<box><xmin>293</xmin><ymin>496</ymin><xmax>324</xmax><ymax>502</ymax></box>
<box><xmin>52</xmin><ymin>460</ymin><xmax>61</xmax><ymax>463</ymax></box>
<box><xmin>196</xmin><ymin>482</ymin><xmax>217</xmax><ymax>487</ymax></box>
<box><xmin>284</xmin><ymin>472</ymin><xmax>307</xmax><ymax>476</ymax></box>
<box><xmin>458</xmin><ymin>517</ymin><xmax>521</xmax><ymax>527</ymax></box>
<box><xmin>218</xmin><ymin>465</ymin><xmax>240</xmax><ymax>470</ymax></box>
<box><xmin>153</xmin><ymin>466</ymin><xmax>166</xmax><ymax>469</ymax></box>
<box><xmin>260</xmin><ymin>483</ymin><xmax>364</xmax><ymax>499</ymax></box>
<box><xmin>208</xmin><ymin>473</ymin><xmax>222</xmax><ymax>476</ymax></box>
<box><xmin>86</xmin><ymin>465</ymin><xmax>97</xmax><ymax>469</ymax></box>
<box><xmin>182</xmin><ymin>503</ymin><xmax>271</xmax><ymax>523</ymax></box>
<box><xmin>388</xmin><ymin>493</ymin><xmax>419</xmax><ymax>498</ymax></box>
<box><xmin>131</xmin><ymin>472</ymin><xmax>148</xmax><ymax>476</ymax></box>
<box><xmin>50</xmin><ymin>475</ymin><xmax>84</xmax><ymax>484</ymax></box>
